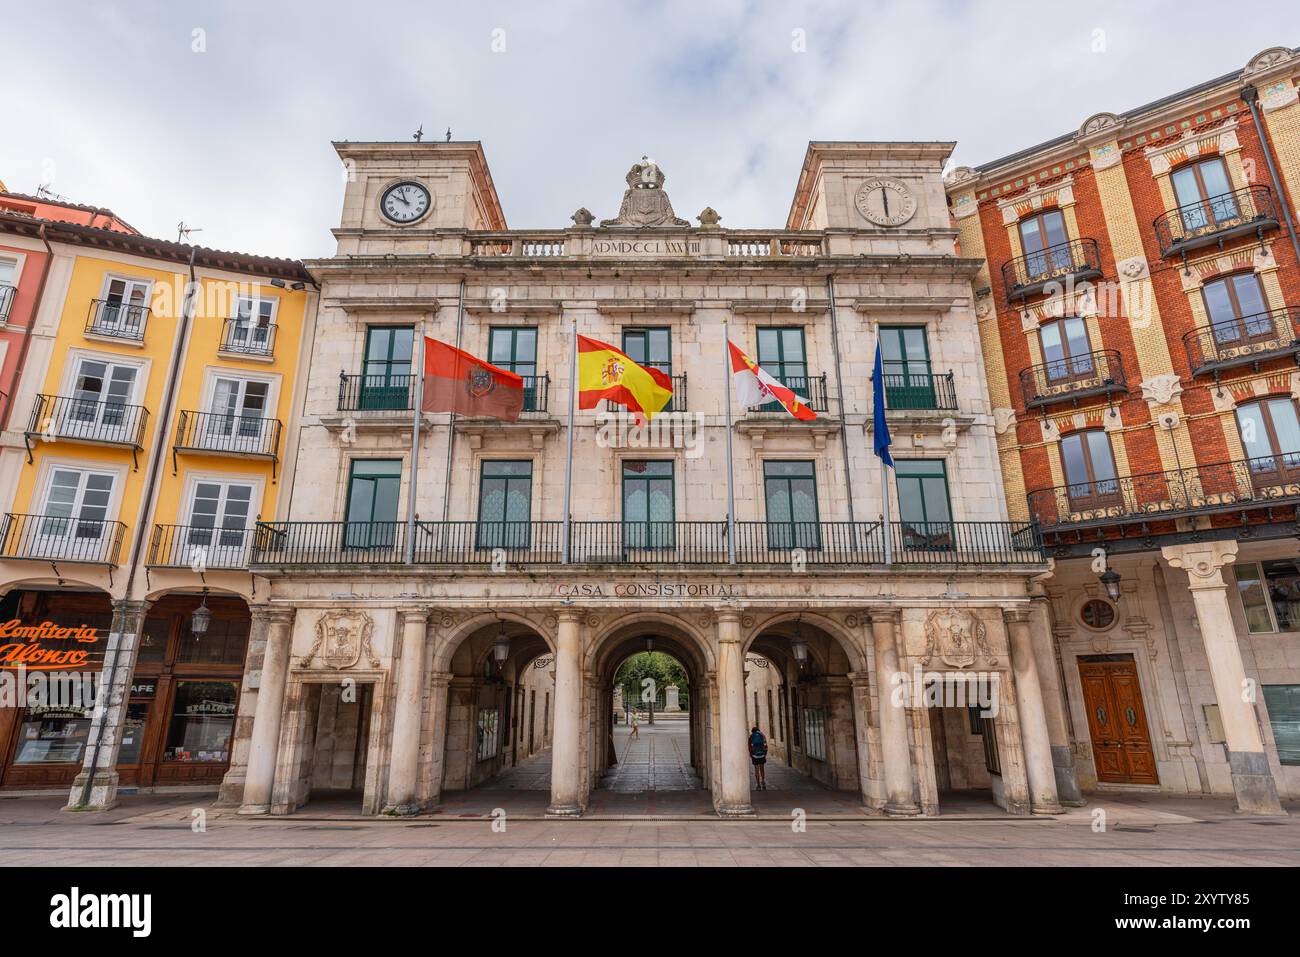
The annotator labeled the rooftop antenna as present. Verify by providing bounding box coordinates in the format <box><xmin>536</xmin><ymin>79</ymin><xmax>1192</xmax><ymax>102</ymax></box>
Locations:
<box><xmin>413</xmin><ymin>124</ymin><xmax>424</xmax><ymax>142</ymax></box>
<box><xmin>176</xmin><ymin>221</ymin><xmax>202</xmax><ymax>243</ymax></box>
<box><xmin>445</xmin><ymin>127</ymin><xmax>451</xmax><ymax>142</ymax></box>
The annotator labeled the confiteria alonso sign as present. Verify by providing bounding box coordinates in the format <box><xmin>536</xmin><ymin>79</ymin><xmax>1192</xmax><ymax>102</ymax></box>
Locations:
<box><xmin>0</xmin><ymin>619</ymin><xmax>102</xmax><ymax>670</ymax></box>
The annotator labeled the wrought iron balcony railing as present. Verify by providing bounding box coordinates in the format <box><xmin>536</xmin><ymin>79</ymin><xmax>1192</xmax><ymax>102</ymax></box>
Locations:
<box><xmin>250</xmin><ymin>519</ymin><xmax>1044</xmax><ymax>566</ymax></box>
<box><xmin>24</xmin><ymin>394</ymin><xmax>149</xmax><ymax>466</ymax></box>
<box><xmin>1027</xmin><ymin>455</ymin><xmax>1300</xmax><ymax>530</ymax></box>
<box><xmin>1183</xmin><ymin>306</ymin><xmax>1300</xmax><ymax>378</ymax></box>
<box><xmin>338</xmin><ymin>372</ymin><xmax>415</xmax><ymax>411</ymax></box>
<box><xmin>746</xmin><ymin>373</ymin><xmax>829</xmax><ymax>414</ymax></box>
<box><xmin>1001</xmin><ymin>238</ymin><xmax>1103</xmax><ymax>304</ymax></box>
<box><xmin>1153</xmin><ymin>185</ymin><xmax>1280</xmax><ymax>258</ymax></box>
<box><xmin>85</xmin><ymin>298</ymin><xmax>149</xmax><ymax>341</ymax></box>
<box><xmin>147</xmin><ymin>523</ymin><xmax>252</xmax><ymax>569</ymax></box>
<box><xmin>1019</xmin><ymin>349</ymin><xmax>1127</xmax><ymax>410</ymax></box>
<box><xmin>883</xmin><ymin>371</ymin><xmax>958</xmax><ymax>411</ymax></box>
<box><xmin>604</xmin><ymin>373</ymin><xmax>687</xmax><ymax>414</ymax></box>
<box><xmin>173</xmin><ymin>410</ymin><xmax>282</xmax><ymax>467</ymax></box>
<box><xmin>0</xmin><ymin>512</ymin><xmax>127</xmax><ymax>565</ymax></box>
<box><xmin>0</xmin><ymin>283</ymin><xmax>14</xmax><ymax>323</ymax></box>
<box><xmin>219</xmin><ymin>318</ymin><xmax>276</xmax><ymax>357</ymax></box>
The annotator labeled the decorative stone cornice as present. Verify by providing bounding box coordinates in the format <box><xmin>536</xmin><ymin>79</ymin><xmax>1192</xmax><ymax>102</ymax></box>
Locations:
<box><xmin>1143</xmin><ymin>117</ymin><xmax>1239</xmax><ymax>176</ymax></box>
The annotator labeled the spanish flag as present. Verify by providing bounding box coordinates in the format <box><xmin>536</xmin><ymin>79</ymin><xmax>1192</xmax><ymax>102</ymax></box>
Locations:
<box><xmin>577</xmin><ymin>334</ymin><xmax>674</xmax><ymax>420</ymax></box>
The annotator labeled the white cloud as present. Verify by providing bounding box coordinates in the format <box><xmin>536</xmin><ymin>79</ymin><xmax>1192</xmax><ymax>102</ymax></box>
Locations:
<box><xmin>2</xmin><ymin>1</ymin><xmax>1295</xmax><ymax>258</ymax></box>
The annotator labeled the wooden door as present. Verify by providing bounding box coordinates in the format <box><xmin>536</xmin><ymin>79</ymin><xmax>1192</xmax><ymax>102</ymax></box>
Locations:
<box><xmin>1078</xmin><ymin>656</ymin><xmax>1158</xmax><ymax>785</ymax></box>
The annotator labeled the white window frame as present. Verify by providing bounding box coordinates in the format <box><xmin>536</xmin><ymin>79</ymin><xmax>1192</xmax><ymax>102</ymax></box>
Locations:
<box><xmin>174</xmin><ymin>471</ymin><xmax>264</xmax><ymax>569</ymax></box>
<box><xmin>27</xmin><ymin>461</ymin><xmax>124</xmax><ymax>560</ymax></box>
<box><xmin>223</xmin><ymin>295</ymin><xmax>279</xmax><ymax>354</ymax></box>
<box><xmin>197</xmin><ymin>368</ymin><xmax>280</xmax><ymax>452</ymax></box>
<box><xmin>92</xmin><ymin>273</ymin><xmax>154</xmax><ymax>338</ymax></box>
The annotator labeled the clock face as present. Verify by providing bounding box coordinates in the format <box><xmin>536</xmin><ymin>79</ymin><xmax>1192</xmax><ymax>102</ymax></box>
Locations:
<box><xmin>855</xmin><ymin>178</ymin><xmax>917</xmax><ymax>227</ymax></box>
<box><xmin>380</xmin><ymin>181</ymin><xmax>432</xmax><ymax>224</ymax></box>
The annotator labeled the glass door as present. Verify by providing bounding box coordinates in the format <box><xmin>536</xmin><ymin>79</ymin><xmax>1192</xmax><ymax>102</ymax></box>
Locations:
<box><xmin>1017</xmin><ymin>210</ymin><xmax>1070</xmax><ymax>280</ymax></box>
<box><xmin>344</xmin><ymin>460</ymin><xmax>402</xmax><ymax>549</ymax></box>
<box><xmin>361</xmin><ymin>326</ymin><xmax>414</xmax><ymax>410</ymax></box>
<box><xmin>227</xmin><ymin>297</ymin><xmax>275</xmax><ymax>353</ymax></box>
<box><xmin>185</xmin><ymin>481</ymin><xmax>254</xmax><ymax>567</ymax></box>
<box><xmin>207</xmin><ymin>377</ymin><xmax>269</xmax><ymax>450</ymax></box>
<box><xmin>894</xmin><ymin>459</ymin><xmax>953</xmax><ymax>549</ymax></box>
<box><xmin>66</xmin><ymin>358</ymin><xmax>137</xmax><ymax>442</ymax></box>
<box><xmin>488</xmin><ymin>327</ymin><xmax>538</xmax><ymax>411</ymax></box>
<box><xmin>99</xmin><ymin>277</ymin><xmax>150</xmax><ymax>335</ymax></box>
<box><xmin>36</xmin><ymin>468</ymin><xmax>115</xmax><ymax>560</ymax></box>
<box><xmin>1172</xmin><ymin>157</ymin><xmax>1236</xmax><ymax>232</ymax></box>
<box><xmin>763</xmin><ymin>461</ymin><xmax>820</xmax><ymax>549</ymax></box>
<box><xmin>1236</xmin><ymin>398</ymin><xmax>1300</xmax><ymax>490</ymax></box>
<box><xmin>622</xmin><ymin>460</ymin><xmax>674</xmax><ymax>549</ymax></box>
<box><xmin>756</xmin><ymin>328</ymin><xmax>808</xmax><ymax>412</ymax></box>
<box><xmin>1038</xmin><ymin>318</ymin><xmax>1095</xmax><ymax>384</ymax></box>
<box><xmin>477</xmin><ymin>461</ymin><xmax>532</xmax><ymax>549</ymax></box>
<box><xmin>879</xmin><ymin>326</ymin><xmax>936</xmax><ymax>409</ymax></box>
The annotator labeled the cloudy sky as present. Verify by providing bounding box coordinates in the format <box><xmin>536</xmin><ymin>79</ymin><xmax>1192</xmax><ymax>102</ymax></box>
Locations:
<box><xmin>5</xmin><ymin>2</ymin><xmax>1297</xmax><ymax>259</ymax></box>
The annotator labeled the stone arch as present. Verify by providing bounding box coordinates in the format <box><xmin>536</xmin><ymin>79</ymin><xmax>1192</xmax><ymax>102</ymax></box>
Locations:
<box><xmin>741</xmin><ymin>610</ymin><xmax>867</xmax><ymax>673</ymax></box>
<box><xmin>430</xmin><ymin>610</ymin><xmax>556</xmax><ymax>674</ymax></box>
<box><xmin>0</xmin><ymin>574</ymin><xmax>109</xmax><ymax>598</ymax></box>
<box><xmin>585</xmin><ymin>610</ymin><xmax>716</xmax><ymax>679</ymax></box>
<box><xmin>142</xmin><ymin>582</ymin><xmax>253</xmax><ymax>605</ymax></box>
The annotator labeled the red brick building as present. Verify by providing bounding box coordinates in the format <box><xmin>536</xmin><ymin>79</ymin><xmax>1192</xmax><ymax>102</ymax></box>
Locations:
<box><xmin>946</xmin><ymin>46</ymin><xmax>1300</xmax><ymax>813</ymax></box>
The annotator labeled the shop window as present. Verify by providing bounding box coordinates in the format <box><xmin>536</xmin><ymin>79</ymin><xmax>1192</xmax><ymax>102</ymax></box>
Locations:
<box><xmin>135</xmin><ymin>617</ymin><xmax>170</xmax><ymax>665</ymax></box>
<box><xmin>1262</xmin><ymin>685</ymin><xmax>1300</xmax><ymax>766</ymax></box>
<box><xmin>1080</xmin><ymin>598</ymin><xmax>1116</xmax><ymax>630</ymax></box>
<box><xmin>176</xmin><ymin>616</ymin><xmax>250</xmax><ymax>665</ymax></box>
<box><xmin>802</xmin><ymin>707</ymin><xmax>827</xmax><ymax>761</ymax></box>
<box><xmin>13</xmin><ymin>706</ymin><xmax>92</xmax><ymax>764</ymax></box>
<box><xmin>981</xmin><ymin>713</ymin><xmax>1001</xmax><ymax>775</ymax></box>
<box><xmin>476</xmin><ymin>708</ymin><xmax>501</xmax><ymax>761</ymax></box>
<box><xmin>164</xmin><ymin>680</ymin><xmax>237</xmax><ymax>763</ymax></box>
<box><xmin>115</xmin><ymin>703</ymin><xmax>150</xmax><ymax>765</ymax></box>
<box><xmin>1230</xmin><ymin>559</ymin><xmax>1300</xmax><ymax>633</ymax></box>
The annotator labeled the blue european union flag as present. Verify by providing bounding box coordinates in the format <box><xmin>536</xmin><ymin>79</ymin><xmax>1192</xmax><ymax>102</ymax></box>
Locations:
<box><xmin>871</xmin><ymin>340</ymin><xmax>893</xmax><ymax>468</ymax></box>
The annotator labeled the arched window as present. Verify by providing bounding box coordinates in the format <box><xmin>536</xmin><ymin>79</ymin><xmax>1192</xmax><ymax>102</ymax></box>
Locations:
<box><xmin>1018</xmin><ymin>209</ymin><xmax>1070</xmax><ymax>281</ymax></box>
<box><xmin>1060</xmin><ymin>429</ymin><xmax>1120</xmax><ymax>509</ymax></box>
<box><xmin>1202</xmin><ymin>272</ymin><xmax>1270</xmax><ymax>344</ymax></box>
<box><xmin>1236</xmin><ymin>397</ymin><xmax>1300</xmax><ymax>488</ymax></box>
<box><xmin>1038</xmin><ymin>317</ymin><xmax>1094</xmax><ymax>382</ymax></box>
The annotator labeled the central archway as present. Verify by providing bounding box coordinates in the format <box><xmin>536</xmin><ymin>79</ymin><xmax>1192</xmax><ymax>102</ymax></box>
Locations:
<box><xmin>586</xmin><ymin>613</ymin><xmax>718</xmax><ymax>805</ymax></box>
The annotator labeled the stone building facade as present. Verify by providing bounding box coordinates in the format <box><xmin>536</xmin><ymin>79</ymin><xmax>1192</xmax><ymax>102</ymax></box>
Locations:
<box><xmin>945</xmin><ymin>46</ymin><xmax>1300</xmax><ymax>814</ymax></box>
<box><xmin>228</xmin><ymin>138</ymin><xmax>1064</xmax><ymax>818</ymax></box>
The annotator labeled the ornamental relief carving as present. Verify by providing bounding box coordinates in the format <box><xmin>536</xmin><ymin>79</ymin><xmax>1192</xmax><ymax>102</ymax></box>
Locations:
<box><xmin>1140</xmin><ymin>373</ymin><xmax>1184</xmax><ymax>406</ymax></box>
<box><xmin>302</xmin><ymin>610</ymin><xmax>380</xmax><ymax>670</ymax></box>
<box><xmin>920</xmin><ymin>609</ymin><xmax>997</xmax><ymax>669</ymax></box>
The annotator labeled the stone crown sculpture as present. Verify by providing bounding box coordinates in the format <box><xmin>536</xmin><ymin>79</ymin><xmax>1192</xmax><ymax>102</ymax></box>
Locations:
<box><xmin>601</xmin><ymin>155</ymin><xmax>690</xmax><ymax>227</ymax></box>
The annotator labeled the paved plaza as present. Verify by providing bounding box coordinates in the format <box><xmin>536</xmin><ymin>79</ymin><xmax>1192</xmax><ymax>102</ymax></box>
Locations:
<box><xmin>1</xmin><ymin>720</ymin><xmax>1297</xmax><ymax>867</ymax></box>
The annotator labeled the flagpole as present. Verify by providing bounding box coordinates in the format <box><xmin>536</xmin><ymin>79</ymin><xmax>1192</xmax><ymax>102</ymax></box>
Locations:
<box><xmin>440</xmin><ymin>280</ymin><xmax>466</xmax><ymax>525</ymax></box>
<box><xmin>722</xmin><ymin>317</ymin><xmax>736</xmax><ymax>564</ymax></box>
<box><xmin>873</xmin><ymin>332</ymin><xmax>894</xmax><ymax>566</ymax></box>
<box><xmin>561</xmin><ymin>315</ymin><xmax>577</xmax><ymax>564</ymax></box>
<box><xmin>881</xmin><ymin>458</ymin><xmax>892</xmax><ymax>565</ymax></box>
<box><xmin>405</xmin><ymin>316</ymin><xmax>426</xmax><ymax>565</ymax></box>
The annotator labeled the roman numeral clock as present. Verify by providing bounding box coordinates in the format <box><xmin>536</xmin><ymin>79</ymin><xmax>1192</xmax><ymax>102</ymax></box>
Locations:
<box><xmin>380</xmin><ymin>180</ymin><xmax>433</xmax><ymax>224</ymax></box>
<box><xmin>855</xmin><ymin>177</ymin><xmax>917</xmax><ymax>227</ymax></box>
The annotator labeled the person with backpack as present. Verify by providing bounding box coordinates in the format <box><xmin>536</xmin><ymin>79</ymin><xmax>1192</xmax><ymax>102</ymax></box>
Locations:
<box><xmin>749</xmin><ymin>725</ymin><xmax>768</xmax><ymax>790</ymax></box>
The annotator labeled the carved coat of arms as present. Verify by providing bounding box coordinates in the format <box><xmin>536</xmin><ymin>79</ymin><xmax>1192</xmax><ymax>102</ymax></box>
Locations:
<box><xmin>922</xmin><ymin>609</ymin><xmax>993</xmax><ymax>669</ymax></box>
<box><xmin>302</xmin><ymin>610</ymin><xmax>379</xmax><ymax>670</ymax></box>
<box><xmin>601</xmin><ymin>156</ymin><xmax>690</xmax><ymax>227</ymax></box>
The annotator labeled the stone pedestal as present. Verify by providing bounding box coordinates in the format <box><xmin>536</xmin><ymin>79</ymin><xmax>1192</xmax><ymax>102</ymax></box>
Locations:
<box><xmin>239</xmin><ymin>608</ymin><xmax>297</xmax><ymax>815</ymax></box>
<box><xmin>547</xmin><ymin>610</ymin><xmax>585</xmax><ymax>816</ymax></box>
<box><xmin>664</xmin><ymin>684</ymin><xmax>681</xmax><ymax>712</ymax></box>
<box><xmin>715</xmin><ymin>609</ymin><xmax>753</xmax><ymax>816</ymax></box>
<box><xmin>385</xmin><ymin>608</ymin><xmax>430</xmax><ymax>815</ymax></box>
<box><xmin>1005</xmin><ymin>608</ymin><xmax>1062</xmax><ymax>815</ymax></box>
<box><xmin>66</xmin><ymin>600</ymin><xmax>151</xmax><ymax>811</ymax></box>
<box><xmin>869</xmin><ymin>609</ymin><xmax>919</xmax><ymax>816</ymax></box>
<box><xmin>1163</xmin><ymin>542</ymin><xmax>1285</xmax><ymax>816</ymax></box>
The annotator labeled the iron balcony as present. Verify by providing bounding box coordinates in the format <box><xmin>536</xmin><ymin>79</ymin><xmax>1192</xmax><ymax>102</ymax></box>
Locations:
<box><xmin>0</xmin><ymin>512</ymin><xmax>127</xmax><ymax>565</ymax></box>
<box><xmin>250</xmin><ymin>519</ymin><xmax>1044</xmax><ymax>567</ymax></box>
<box><xmin>1019</xmin><ymin>349</ymin><xmax>1127</xmax><ymax>410</ymax></box>
<box><xmin>85</xmin><ymin>298</ymin><xmax>149</xmax><ymax>341</ymax></box>
<box><xmin>219</xmin><ymin>318</ymin><xmax>277</xmax><ymax>357</ymax></box>
<box><xmin>1001</xmin><ymin>238</ymin><xmax>1103</xmax><ymax>304</ymax></box>
<box><xmin>1153</xmin><ymin>185</ymin><xmax>1280</xmax><ymax>259</ymax></box>
<box><xmin>0</xmin><ymin>283</ymin><xmax>14</xmax><ymax>323</ymax></box>
<box><xmin>1027</xmin><ymin>455</ymin><xmax>1300</xmax><ymax>531</ymax></box>
<box><xmin>337</xmin><ymin>371</ymin><xmax>550</xmax><ymax>414</ymax></box>
<box><xmin>147</xmin><ymin>524</ymin><xmax>252</xmax><ymax>569</ymax></box>
<box><xmin>172</xmin><ymin>410</ymin><xmax>283</xmax><ymax>479</ymax></box>
<box><xmin>25</xmin><ymin>394</ymin><xmax>149</xmax><ymax>468</ymax></box>
<box><xmin>1183</xmin><ymin>306</ymin><xmax>1300</xmax><ymax>379</ymax></box>
<box><xmin>883</xmin><ymin>371</ymin><xmax>958</xmax><ymax>411</ymax></box>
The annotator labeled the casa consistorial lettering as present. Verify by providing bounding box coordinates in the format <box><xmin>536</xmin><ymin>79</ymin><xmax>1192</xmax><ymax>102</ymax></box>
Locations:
<box><xmin>552</xmin><ymin>581</ymin><xmax>740</xmax><ymax>599</ymax></box>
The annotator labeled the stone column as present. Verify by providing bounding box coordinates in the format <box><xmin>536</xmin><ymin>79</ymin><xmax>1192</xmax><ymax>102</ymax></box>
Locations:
<box><xmin>1163</xmin><ymin>542</ymin><xmax>1284</xmax><ymax>815</ymax></box>
<box><xmin>547</xmin><ymin>609</ymin><xmax>585</xmax><ymax>816</ymax></box>
<box><xmin>423</xmin><ymin>671</ymin><xmax>453</xmax><ymax>806</ymax></box>
<box><xmin>715</xmin><ymin>608</ymin><xmax>753</xmax><ymax>816</ymax></box>
<box><xmin>219</xmin><ymin>604</ymin><xmax>274</xmax><ymax>806</ymax></box>
<box><xmin>1004</xmin><ymin>608</ymin><xmax>1063</xmax><ymax>815</ymax></box>
<box><xmin>1028</xmin><ymin>587</ymin><xmax>1082</xmax><ymax>805</ymax></box>
<box><xmin>239</xmin><ymin>607</ymin><xmax>297</xmax><ymax>815</ymax></box>
<box><xmin>385</xmin><ymin>607</ymin><xmax>430</xmax><ymax>815</ymax></box>
<box><xmin>67</xmin><ymin>599</ymin><xmax>151</xmax><ymax>810</ymax></box>
<box><xmin>869</xmin><ymin>609</ymin><xmax>918</xmax><ymax>816</ymax></box>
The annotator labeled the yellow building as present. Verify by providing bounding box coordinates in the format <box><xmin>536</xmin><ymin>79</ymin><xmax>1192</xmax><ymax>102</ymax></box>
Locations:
<box><xmin>0</xmin><ymin>209</ymin><xmax>316</xmax><ymax>804</ymax></box>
